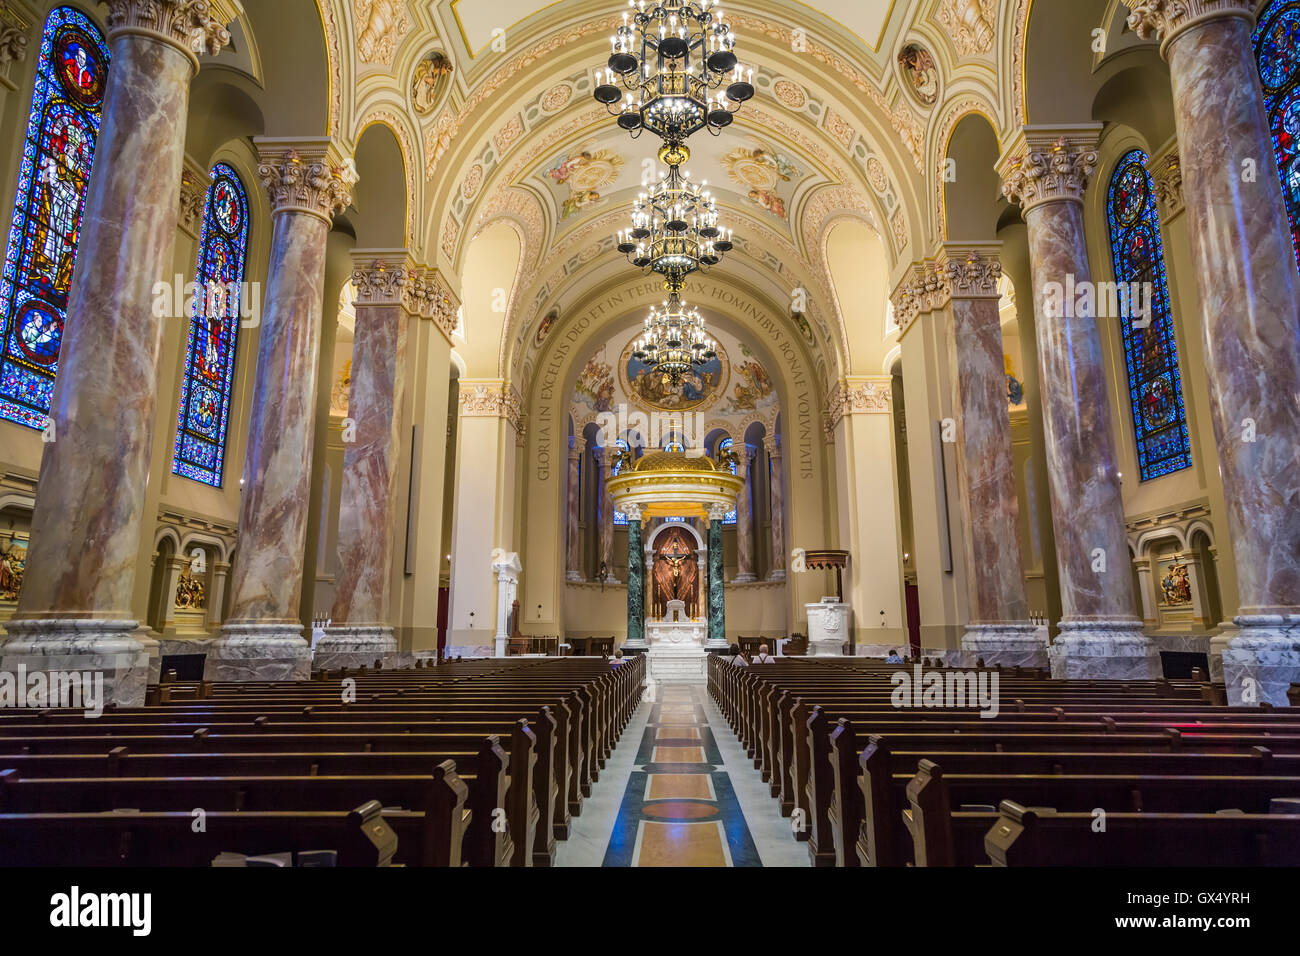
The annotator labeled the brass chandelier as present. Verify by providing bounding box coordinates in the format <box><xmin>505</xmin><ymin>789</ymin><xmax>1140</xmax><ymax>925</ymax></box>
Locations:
<box><xmin>615</xmin><ymin>144</ymin><xmax>733</xmax><ymax>289</ymax></box>
<box><xmin>593</xmin><ymin>0</ymin><xmax>753</xmax><ymax>146</ymax></box>
<box><xmin>631</xmin><ymin>291</ymin><xmax>717</xmax><ymax>387</ymax></box>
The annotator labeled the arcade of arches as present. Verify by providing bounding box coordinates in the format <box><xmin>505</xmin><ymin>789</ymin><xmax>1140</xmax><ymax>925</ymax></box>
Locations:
<box><xmin>0</xmin><ymin>0</ymin><xmax>1296</xmax><ymax>707</ymax></box>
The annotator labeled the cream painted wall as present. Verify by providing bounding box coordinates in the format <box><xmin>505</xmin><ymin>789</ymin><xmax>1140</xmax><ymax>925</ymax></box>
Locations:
<box><xmin>832</xmin><ymin>405</ymin><xmax>908</xmax><ymax>647</ymax></box>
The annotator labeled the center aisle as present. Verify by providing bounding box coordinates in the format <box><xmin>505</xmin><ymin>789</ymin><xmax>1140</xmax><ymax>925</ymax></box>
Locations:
<box><xmin>556</xmin><ymin>681</ymin><xmax>810</xmax><ymax>867</ymax></box>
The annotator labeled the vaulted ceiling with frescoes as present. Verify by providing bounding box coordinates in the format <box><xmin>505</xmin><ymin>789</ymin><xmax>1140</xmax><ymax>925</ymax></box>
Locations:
<box><xmin>293</xmin><ymin>0</ymin><xmax>1016</xmax><ymax>399</ymax></box>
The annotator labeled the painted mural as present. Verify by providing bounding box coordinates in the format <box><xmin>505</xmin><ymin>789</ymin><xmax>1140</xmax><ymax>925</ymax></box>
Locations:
<box><xmin>720</xmin><ymin>138</ymin><xmax>799</xmax><ymax>220</ymax></box>
<box><xmin>620</xmin><ymin>337</ymin><xmax>727</xmax><ymax>412</ymax></box>
<box><xmin>546</xmin><ymin>144</ymin><xmax>625</xmax><ymax>220</ymax></box>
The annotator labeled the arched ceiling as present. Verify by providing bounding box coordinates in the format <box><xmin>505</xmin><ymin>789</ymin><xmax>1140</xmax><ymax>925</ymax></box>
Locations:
<box><xmin>229</xmin><ymin>1</ymin><xmax>1172</xmax><ymax>398</ymax></box>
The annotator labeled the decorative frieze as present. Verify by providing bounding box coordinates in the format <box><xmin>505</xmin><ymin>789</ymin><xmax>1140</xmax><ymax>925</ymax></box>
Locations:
<box><xmin>935</xmin><ymin>0</ymin><xmax>997</xmax><ymax>56</ymax></box>
<box><xmin>998</xmin><ymin>127</ymin><xmax>1102</xmax><ymax>214</ymax></box>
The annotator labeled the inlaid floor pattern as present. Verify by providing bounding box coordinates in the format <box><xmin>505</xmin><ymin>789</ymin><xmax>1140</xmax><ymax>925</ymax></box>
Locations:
<box><xmin>599</xmin><ymin>683</ymin><xmax>783</xmax><ymax>867</ymax></box>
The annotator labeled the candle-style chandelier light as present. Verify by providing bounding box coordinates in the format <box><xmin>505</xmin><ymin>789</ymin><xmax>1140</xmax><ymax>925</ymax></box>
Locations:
<box><xmin>616</xmin><ymin>144</ymin><xmax>733</xmax><ymax>289</ymax></box>
<box><xmin>593</xmin><ymin>0</ymin><xmax>753</xmax><ymax>146</ymax></box>
<box><xmin>632</xmin><ymin>291</ymin><xmax>717</xmax><ymax>387</ymax></box>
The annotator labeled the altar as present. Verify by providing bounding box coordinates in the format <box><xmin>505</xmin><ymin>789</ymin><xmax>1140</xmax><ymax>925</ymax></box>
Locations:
<box><xmin>646</xmin><ymin>599</ymin><xmax>708</xmax><ymax>683</ymax></box>
<box><xmin>606</xmin><ymin>449</ymin><xmax>745</xmax><ymax>677</ymax></box>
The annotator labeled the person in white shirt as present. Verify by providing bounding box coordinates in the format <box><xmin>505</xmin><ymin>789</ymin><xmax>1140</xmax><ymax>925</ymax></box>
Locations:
<box><xmin>727</xmin><ymin>645</ymin><xmax>749</xmax><ymax>667</ymax></box>
<box><xmin>752</xmin><ymin>643</ymin><xmax>776</xmax><ymax>664</ymax></box>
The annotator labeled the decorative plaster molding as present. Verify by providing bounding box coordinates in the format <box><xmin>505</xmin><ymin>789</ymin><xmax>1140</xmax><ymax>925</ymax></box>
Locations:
<box><xmin>998</xmin><ymin>127</ymin><xmax>1102</xmax><ymax>215</ymax></box>
<box><xmin>1147</xmin><ymin>142</ymin><xmax>1185</xmax><ymax>221</ymax></box>
<box><xmin>351</xmin><ymin>253</ymin><xmax>414</xmax><ymax>309</ymax></box>
<box><xmin>459</xmin><ymin>380</ymin><xmax>524</xmax><ymax>435</ymax></box>
<box><xmin>935</xmin><ymin>0</ymin><xmax>997</xmax><ymax>56</ymax></box>
<box><xmin>177</xmin><ymin>161</ymin><xmax>207</xmax><ymax>237</ymax></box>
<box><xmin>824</xmin><ymin>376</ymin><xmax>892</xmax><ymax>436</ymax></box>
<box><xmin>1124</xmin><ymin>0</ymin><xmax>1255</xmax><ymax>55</ymax></box>
<box><xmin>105</xmin><ymin>0</ymin><xmax>231</xmax><ymax>62</ymax></box>
<box><xmin>256</xmin><ymin>140</ymin><xmax>357</xmax><ymax>223</ymax></box>
<box><xmin>933</xmin><ymin>245</ymin><xmax>1003</xmax><ymax>302</ymax></box>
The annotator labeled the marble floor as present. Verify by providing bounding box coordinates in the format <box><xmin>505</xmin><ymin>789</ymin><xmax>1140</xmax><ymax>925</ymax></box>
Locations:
<box><xmin>555</xmin><ymin>683</ymin><xmax>810</xmax><ymax>867</ymax></box>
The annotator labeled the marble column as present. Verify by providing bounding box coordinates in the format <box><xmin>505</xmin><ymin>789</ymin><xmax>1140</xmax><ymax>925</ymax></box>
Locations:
<box><xmin>998</xmin><ymin>128</ymin><xmax>1158</xmax><ymax>679</ymax></box>
<box><xmin>565</xmin><ymin>438</ymin><xmax>585</xmax><ymax>582</ymax></box>
<box><xmin>595</xmin><ymin>448</ymin><xmax>617</xmax><ymax>582</ymax></box>
<box><xmin>707</xmin><ymin>503</ymin><xmax>728</xmax><ymax>648</ymax></box>
<box><xmin>936</xmin><ymin>245</ymin><xmax>1047</xmax><ymax>668</ymax></box>
<box><xmin>732</xmin><ymin>445</ymin><xmax>757</xmax><ymax>583</ymax></box>
<box><xmin>1126</xmin><ymin>0</ymin><xmax>1300</xmax><ymax>705</ymax></box>
<box><xmin>315</xmin><ymin>252</ymin><xmax>416</xmax><ymax>671</ymax></box>
<box><xmin>625</xmin><ymin>504</ymin><xmax>645</xmax><ymax>645</ymax></box>
<box><xmin>765</xmin><ymin>437</ymin><xmax>787</xmax><ymax>582</ymax></box>
<box><xmin>204</xmin><ymin>141</ymin><xmax>357</xmax><ymax>682</ymax></box>
<box><xmin>0</xmin><ymin>2</ymin><xmax>231</xmax><ymax>706</ymax></box>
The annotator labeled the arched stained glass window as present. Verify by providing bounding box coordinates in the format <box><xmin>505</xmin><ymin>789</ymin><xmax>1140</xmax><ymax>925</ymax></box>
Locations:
<box><xmin>719</xmin><ymin>437</ymin><xmax>738</xmax><ymax>525</ymax></box>
<box><xmin>172</xmin><ymin>163</ymin><xmax>250</xmax><ymax>486</ymax></box>
<box><xmin>612</xmin><ymin>438</ymin><xmax>629</xmax><ymax>526</ymax></box>
<box><xmin>1105</xmin><ymin>149</ymin><xmax>1192</xmax><ymax>481</ymax></box>
<box><xmin>1254</xmin><ymin>0</ymin><xmax>1300</xmax><ymax>273</ymax></box>
<box><xmin>0</xmin><ymin>7</ymin><xmax>108</xmax><ymax>429</ymax></box>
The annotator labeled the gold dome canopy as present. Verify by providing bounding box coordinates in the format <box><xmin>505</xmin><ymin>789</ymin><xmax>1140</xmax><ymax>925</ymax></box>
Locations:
<box><xmin>633</xmin><ymin>450</ymin><xmax>720</xmax><ymax>473</ymax></box>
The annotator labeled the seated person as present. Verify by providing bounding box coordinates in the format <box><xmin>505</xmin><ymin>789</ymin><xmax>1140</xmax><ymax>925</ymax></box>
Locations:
<box><xmin>752</xmin><ymin>643</ymin><xmax>776</xmax><ymax>664</ymax></box>
<box><xmin>610</xmin><ymin>649</ymin><xmax>625</xmax><ymax>668</ymax></box>
<box><xmin>884</xmin><ymin>648</ymin><xmax>904</xmax><ymax>664</ymax></box>
<box><xmin>727</xmin><ymin>644</ymin><xmax>749</xmax><ymax>667</ymax></box>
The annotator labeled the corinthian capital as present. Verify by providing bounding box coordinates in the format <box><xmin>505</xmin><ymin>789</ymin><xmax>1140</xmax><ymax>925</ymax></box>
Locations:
<box><xmin>998</xmin><ymin>126</ymin><xmax>1102</xmax><ymax>214</ymax></box>
<box><xmin>256</xmin><ymin>139</ymin><xmax>357</xmax><ymax>222</ymax></box>
<box><xmin>105</xmin><ymin>0</ymin><xmax>232</xmax><ymax>62</ymax></box>
<box><xmin>410</xmin><ymin>267</ymin><xmax>461</xmax><ymax>341</ymax></box>
<box><xmin>1124</xmin><ymin>0</ymin><xmax>1255</xmax><ymax>54</ymax></box>
<box><xmin>935</xmin><ymin>244</ymin><xmax>1003</xmax><ymax>300</ymax></box>
<box><xmin>351</xmin><ymin>254</ymin><xmax>413</xmax><ymax>308</ymax></box>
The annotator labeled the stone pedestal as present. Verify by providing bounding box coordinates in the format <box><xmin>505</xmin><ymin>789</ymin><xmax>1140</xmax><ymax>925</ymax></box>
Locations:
<box><xmin>1046</xmin><ymin>620</ymin><xmax>1161</xmax><ymax>680</ymax></box>
<box><xmin>313</xmin><ymin>625</ymin><xmax>396</xmax><ymax>672</ymax></box>
<box><xmin>806</xmin><ymin>600</ymin><xmax>850</xmax><ymax>657</ymax></box>
<box><xmin>1221</xmin><ymin>617</ymin><xmax>1300</xmax><ymax>707</ymax></box>
<box><xmin>204</xmin><ymin>621</ymin><xmax>311</xmax><ymax>682</ymax></box>
<box><xmin>0</xmin><ymin>620</ymin><xmax>149</xmax><ymax>708</ymax></box>
<box><xmin>960</xmin><ymin>623</ymin><xmax>1050</xmax><ymax>669</ymax></box>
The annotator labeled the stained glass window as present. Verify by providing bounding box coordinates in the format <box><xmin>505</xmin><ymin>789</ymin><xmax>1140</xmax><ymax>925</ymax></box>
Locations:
<box><xmin>1105</xmin><ymin>149</ymin><xmax>1192</xmax><ymax>481</ymax></box>
<box><xmin>0</xmin><ymin>7</ymin><xmax>108</xmax><ymax>429</ymax></box>
<box><xmin>720</xmin><ymin>438</ymin><xmax>737</xmax><ymax>524</ymax></box>
<box><xmin>172</xmin><ymin>163</ymin><xmax>250</xmax><ymax>486</ymax></box>
<box><xmin>612</xmin><ymin>439</ymin><xmax>629</xmax><ymax>525</ymax></box>
<box><xmin>1254</xmin><ymin>0</ymin><xmax>1300</xmax><ymax>273</ymax></box>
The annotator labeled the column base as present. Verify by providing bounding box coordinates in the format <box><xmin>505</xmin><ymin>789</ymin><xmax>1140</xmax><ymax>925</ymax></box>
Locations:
<box><xmin>1047</xmin><ymin>619</ymin><xmax>1159</xmax><ymax>680</ymax></box>
<box><xmin>0</xmin><ymin>619</ymin><xmax>150</xmax><ymax>707</ymax></box>
<box><xmin>312</xmin><ymin>625</ymin><xmax>397</xmax><ymax>672</ymax></box>
<box><xmin>1220</xmin><ymin>615</ymin><xmax>1300</xmax><ymax>707</ymax></box>
<box><xmin>203</xmin><ymin>622</ymin><xmax>311</xmax><ymax>682</ymax></box>
<box><xmin>960</xmin><ymin>623</ymin><xmax>1050</xmax><ymax>669</ymax></box>
<box><xmin>766</xmin><ymin>569</ymin><xmax>786</xmax><ymax>582</ymax></box>
<box><xmin>809</xmin><ymin>639</ymin><xmax>847</xmax><ymax>657</ymax></box>
<box><xmin>622</xmin><ymin>637</ymin><xmax>650</xmax><ymax>652</ymax></box>
<box><xmin>731</xmin><ymin>573</ymin><xmax>758</xmax><ymax>584</ymax></box>
<box><xmin>703</xmin><ymin>638</ymin><xmax>729</xmax><ymax>652</ymax></box>
<box><xmin>565</xmin><ymin>571</ymin><xmax>586</xmax><ymax>583</ymax></box>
